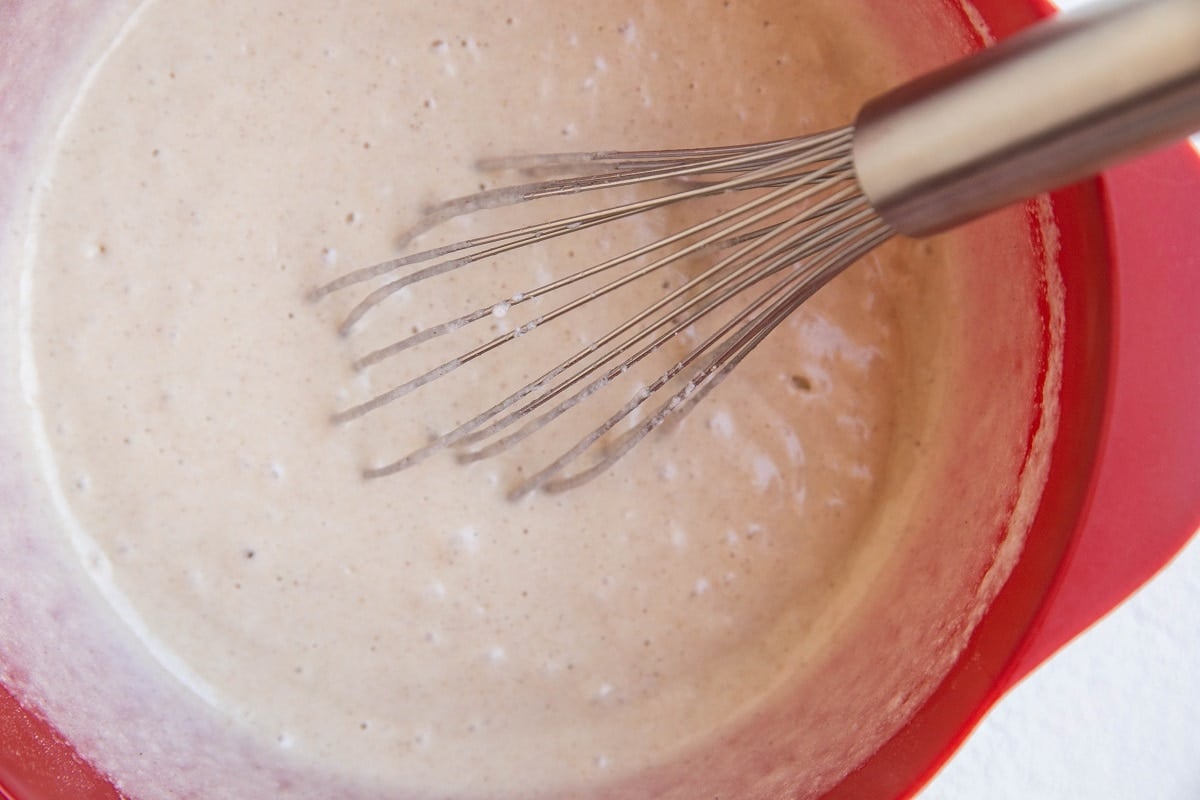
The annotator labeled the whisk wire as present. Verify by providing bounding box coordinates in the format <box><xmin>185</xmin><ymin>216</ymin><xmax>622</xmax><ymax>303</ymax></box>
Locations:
<box><xmin>521</xmin><ymin>217</ymin><xmax>893</xmax><ymax>497</ymax></box>
<box><xmin>352</xmin><ymin>157</ymin><xmax>856</xmax><ymax>370</ymax></box>
<box><xmin>531</xmin><ymin>218</ymin><xmax>894</xmax><ymax>496</ymax></box>
<box><xmin>319</xmin><ymin>126</ymin><xmax>896</xmax><ymax>490</ymax></box>
<box><xmin>336</xmin><ymin>152</ymin><xmax>856</xmax><ymax>333</ymax></box>
<box><xmin>475</xmin><ymin>129</ymin><xmax>851</xmax><ymax>174</ymax></box>
<box><xmin>364</xmin><ymin>191</ymin><xmax>881</xmax><ymax>482</ymax></box>
<box><xmin>350</xmin><ymin>194</ymin><xmax>835</xmax><ymax>465</ymax></box>
<box><xmin>341</xmin><ymin>149</ymin><xmax>859</xmax><ymax>394</ymax></box>
<box><xmin>453</xmin><ymin>190</ymin><xmax>877</xmax><ymax>456</ymax></box>
<box><xmin>315</xmin><ymin>130</ymin><xmax>853</xmax><ymax>312</ymax></box>
<box><xmin>333</xmin><ymin>157</ymin><xmax>859</xmax><ymax>421</ymax></box>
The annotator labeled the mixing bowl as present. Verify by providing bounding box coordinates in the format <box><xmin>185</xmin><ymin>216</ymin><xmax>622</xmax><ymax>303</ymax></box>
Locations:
<box><xmin>1</xmin><ymin>0</ymin><xmax>1198</xmax><ymax>798</ymax></box>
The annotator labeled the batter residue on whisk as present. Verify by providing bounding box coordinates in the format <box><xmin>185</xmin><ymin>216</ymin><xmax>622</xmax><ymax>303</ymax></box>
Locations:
<box><xmin>10</xmin><ymin>1</ymin><xmax>1054</xmax><ymax>798</ymax></box>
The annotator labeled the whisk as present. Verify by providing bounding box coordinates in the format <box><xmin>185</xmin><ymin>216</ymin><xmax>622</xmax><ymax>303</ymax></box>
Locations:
<box><xmin>315</xmin><ymin>0</ymin><xmax>1200</xmax><ymax>497</ymax></box>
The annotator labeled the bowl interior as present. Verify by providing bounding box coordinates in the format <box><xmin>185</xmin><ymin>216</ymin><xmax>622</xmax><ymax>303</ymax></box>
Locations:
<box><xmin>0</xmin><ymin>1</ymin><xmax>1109</xmax><ymax>798</ymax></box>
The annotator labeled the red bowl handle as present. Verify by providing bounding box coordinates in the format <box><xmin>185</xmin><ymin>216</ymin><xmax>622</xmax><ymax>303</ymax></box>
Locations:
<box><xmin>1002</xmin><ymin>141</ymin><xmax>1200</xmax><ymax>687</ymax></box>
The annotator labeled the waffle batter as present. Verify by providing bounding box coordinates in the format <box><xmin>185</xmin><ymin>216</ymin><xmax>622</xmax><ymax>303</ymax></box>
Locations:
<box><xmin>12</xmin><ymin>1</ymin><xmax>1055</xmax><ymax>797</ymax></box>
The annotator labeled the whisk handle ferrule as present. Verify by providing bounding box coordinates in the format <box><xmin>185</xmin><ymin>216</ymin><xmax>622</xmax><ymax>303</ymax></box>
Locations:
<box><xmin>852</xmin><ymin>0</ymin><xmax>1200</xmax><ymax>238</ymax></box>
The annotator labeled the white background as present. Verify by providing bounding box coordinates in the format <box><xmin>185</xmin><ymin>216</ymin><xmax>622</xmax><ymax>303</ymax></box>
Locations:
<box><xmin>918</xmin><ymin>2</ymin><xmax>1200</xmax><ymax>797</ymax></box>
<box><xmin>917</xmin><ymin>535</ymin><xmax>1200</xmax><ymax>799</ymax></box>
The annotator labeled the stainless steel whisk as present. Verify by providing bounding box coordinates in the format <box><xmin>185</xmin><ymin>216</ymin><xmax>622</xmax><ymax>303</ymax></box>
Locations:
<box><xmin>315</xmin><ymin>0</ymin><xmax>1200</xmax><ymax>497</ymax></box>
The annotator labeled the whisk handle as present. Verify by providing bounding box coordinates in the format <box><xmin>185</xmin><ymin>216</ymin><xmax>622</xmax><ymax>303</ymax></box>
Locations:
<box><xmin>852</xmin><ymin>0</ymin><xmax>1200</xmax><ymax>238</ymax></box>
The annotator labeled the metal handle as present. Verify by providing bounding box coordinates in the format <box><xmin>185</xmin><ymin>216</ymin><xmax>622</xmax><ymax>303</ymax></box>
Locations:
<box><xmin>852</xmin><ymin>0</ymin><xmax>1200</xmax><ymax>238</ymax></box>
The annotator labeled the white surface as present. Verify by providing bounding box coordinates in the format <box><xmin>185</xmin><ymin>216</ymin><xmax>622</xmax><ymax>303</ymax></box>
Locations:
<box><xmin>917</xmin><ymin>532</ymin><xmax>1200</xmax><ymax>799</ymax></box>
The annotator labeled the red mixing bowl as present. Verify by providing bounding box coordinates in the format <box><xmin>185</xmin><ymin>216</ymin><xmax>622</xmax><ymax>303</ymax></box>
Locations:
<box><xmin>1</xmin><ymin>1</ymin><xmax>1198</xmax><ymax>798</ymax></box>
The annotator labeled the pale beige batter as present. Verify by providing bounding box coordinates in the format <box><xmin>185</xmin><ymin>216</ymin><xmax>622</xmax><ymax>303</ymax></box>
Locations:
<box><xmin>11</xmin><ymin>1</ymin><xmax>1057</xmax><ymax>798</ymax></box>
